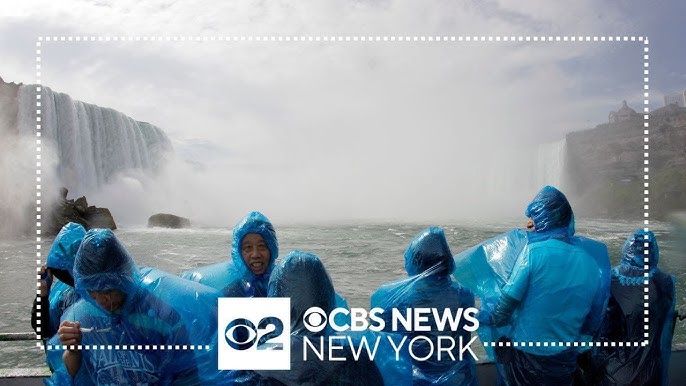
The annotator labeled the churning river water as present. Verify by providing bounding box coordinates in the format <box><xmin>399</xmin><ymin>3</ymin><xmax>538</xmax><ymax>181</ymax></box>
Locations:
<box><xmin>1</xmin><ymin>219</ymin><xmax>683</xmax><ymax>368</ymax></box>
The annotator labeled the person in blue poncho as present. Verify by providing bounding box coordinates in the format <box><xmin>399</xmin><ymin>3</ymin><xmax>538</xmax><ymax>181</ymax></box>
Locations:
<box><xmin>588</xmin><ymin>229</ymin><xmax>676</xmax><ymax>385</ymax></box>
<box><xmin>182</xmin><ymin>211</ymin><xmax>278</xmax><ymax>297</ymax></box>
<box><xmin>31</xmin><ymin>223</ymin><xmax>87</xmax><ymax>383</ymax></box>
<box><xmin>237</xmin><ymin>250</ymin><xmax>384</xmax><ymax>386</ymax></box>
<box><xmin>31</xmin><ymin>222</ymin><xmax>86</xmax><ymax>346</ymax></box>
<box><xmin>57</xmin><ymin>229</ymin><xmax>200</xmax><ymax>385</ymax></box>
<box><xmin>482</xmin><ymin>186</ymin><xmax>602</xmax><ymax>385</ymax></box>
<box><xmin>370</xmin><ymin>227</ymin><xmax>478</xmax><ymax>386</ymax></box>
<box><xmin>223</xmin><ymin>211</ymin><xmax>278</xmax><ymax>297</ymax></box>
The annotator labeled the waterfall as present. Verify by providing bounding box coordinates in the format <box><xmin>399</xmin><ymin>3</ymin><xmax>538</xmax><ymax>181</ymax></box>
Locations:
<box><xmin>478</xmin><ymin>138</ymin><xmax>569</xmax><ymax>219</ymax></box>
<box><xmin>16</xmin><ymin>85</ymin><xmax>172</xmax><ymax>198</ymax></box>
<box><xmin>534</xmin><ymin>138</ymin><xmax>567</xmax><ymax>190</ymax></box>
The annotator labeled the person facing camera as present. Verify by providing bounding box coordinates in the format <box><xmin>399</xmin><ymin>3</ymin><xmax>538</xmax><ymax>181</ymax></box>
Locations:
<box><xmin>223</xmin><ymin>211</ymin><xmax>278</xmax><ymax>297</ymax></box>
<box><xmin>182</xmin><ymin>211</ymin><xmax>278</xmax><ymax>298</ymax></box>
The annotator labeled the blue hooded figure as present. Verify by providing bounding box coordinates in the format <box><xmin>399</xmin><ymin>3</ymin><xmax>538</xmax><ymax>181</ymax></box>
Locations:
<box><xmin>483</xmin><ymin>186</ymin><xmax>605</xmax><ymax>385</ymax></box>
<box><xmin>31</xmin><ymin>223</ymin><xmax>86</xmax><ymax>383</ymax></box>
<box><xmin>224</xmin><ymin>211</ymin><xmax>278</xmax><ymax>297</ymax></box>
<box><xmin>524</xmin><ymin>185</ymin><xmax>574</xmax><ymax>235</ymax></box>
<box><xmin>247</xmin><ymin>251</ymin><xmax>384</xmax><ymax>386</ymax></box>
<box><xmin>181</xmin><ymin>211</ymin><xmax>278</xmax><ymax>298</ymax></box>
<box><xmin>58</xmin><ymin>229</ymin><xmax>201</xmax><ymax>385</ymax></box>
<box><xmin>371</xmin><ymin>227</ymin><xmax>478</xmax><ymax>386</ymax></box>
<box><xmin>32</xmin><ymin>222</ymin><xmax>86</xmax><ymax>340</ymax></box>
<box><xmin>592</xmin><ymin>229</ymin><xmax>676</xmax><ymax>385</ymax></box>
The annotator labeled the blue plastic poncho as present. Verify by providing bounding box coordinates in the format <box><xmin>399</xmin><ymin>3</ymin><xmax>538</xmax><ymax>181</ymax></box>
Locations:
<box><xmin>370</xmin><ymin>227</ymin><xmax>478</xmax><ymax>386</ymax></box>
<box><xmin>524</xmin><ymin>185</ymin><xmax>573</xmax><ymax>234</ymax></box>
<box><xmin>66</xmin><ymin>229</ymin><xmax>200</xmax><ymax>385</ymax></box>
<box><xmin>592</xmin><ymin>229</ymin><xmax>676</xmax><ymax>385</ymax></box>
<box><xmin>181</xmin><ymin>211</ymin><xmax>278</xmax><ymax>297</ymax></box>
<box><xmin>41</xmin><ymin>223</ymin><xmax>86</xmax><ymax>381</ymax></box>
<box><xmin>247</xmin><ymin>250</ymin><xmax>384</xmax><ymax>386</ymax></box>
<box><xmin>453</xmin><ymin>186</ymin><xmax>610</xmax><ymax>384</ymax></box>
<box><xmin>139</xmin><ymin>267</ymin><xmax>233</xmax><ymax>384</ymax></box>
<box><xmin>45</xmin><ymin>222</ymin><xmax>86</xmax><ymax>336</ymax></box>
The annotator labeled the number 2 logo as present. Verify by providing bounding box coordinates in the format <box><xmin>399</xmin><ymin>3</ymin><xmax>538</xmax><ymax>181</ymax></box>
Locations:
<box><xmin>225</xmin><ymin>316</ymin><xmax>284</xmax><ymax>350</ymax></box>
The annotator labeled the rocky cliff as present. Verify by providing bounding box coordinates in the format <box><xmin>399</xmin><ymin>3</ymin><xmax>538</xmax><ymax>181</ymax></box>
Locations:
<box><xmin>566</xmin><ymin>104</ymin><xmax>686</xmax><ymax>219</ymax></box>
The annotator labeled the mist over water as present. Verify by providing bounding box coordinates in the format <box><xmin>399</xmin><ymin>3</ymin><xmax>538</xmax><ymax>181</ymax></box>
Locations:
<box><xmin>0</xmin><ymin>43</ymin><xmax>588</xmax><ymax>232</ymax></box>
<box><xmin>1</xmin><ymin>81</ymin><xmax>574</xmax><ymax>232</ymax></box>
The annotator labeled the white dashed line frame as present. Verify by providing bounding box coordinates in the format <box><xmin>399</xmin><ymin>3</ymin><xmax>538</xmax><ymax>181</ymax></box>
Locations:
<box><xmin>35</xmin><ymin>35</ymin><xmax>650</xmax><ymax>352</ymax></box>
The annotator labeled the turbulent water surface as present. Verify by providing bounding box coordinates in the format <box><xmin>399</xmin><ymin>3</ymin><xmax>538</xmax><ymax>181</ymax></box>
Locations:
<box><xmin>0</xmin><ymin>219</ymin><xmax>683</xmax><ymax>368</ymax></box>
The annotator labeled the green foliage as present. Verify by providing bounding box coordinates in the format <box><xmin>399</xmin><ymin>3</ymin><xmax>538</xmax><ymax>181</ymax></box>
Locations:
<box><xmin>575</xmin><ymin>167</ymin><xmax>686</xmax><ymax>220</ymax></box>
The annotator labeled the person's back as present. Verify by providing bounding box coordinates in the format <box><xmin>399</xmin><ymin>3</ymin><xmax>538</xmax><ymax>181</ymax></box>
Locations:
<box><xmin>371</xmin><ymin>227</ymin><xmax>478</xmax><ymax>385</ymax></box>
<box><xmin>486</xmin><ymin>186</ymin><xmax>604</xmax><ymax>385</ymax></box>
<box><xmin>597</xmin><ymin>229</ymin><xmax>676</xmax><ymax>385</ymax></box>
<box><xmin>254</xmin><ymin>250</ymin><xmax>385</xmax><ymax>386</ymax></box>
<box><xmin>505</xmin><ymin>237</ymin><xmax>599</xmax><ymax>345</ymax></box>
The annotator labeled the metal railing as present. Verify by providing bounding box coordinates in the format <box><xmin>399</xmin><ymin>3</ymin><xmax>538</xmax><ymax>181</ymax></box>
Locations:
<box><xmin>0</xmin><ymin>333</ymin><xmax>37</xmax><ymax>342</ymax></box>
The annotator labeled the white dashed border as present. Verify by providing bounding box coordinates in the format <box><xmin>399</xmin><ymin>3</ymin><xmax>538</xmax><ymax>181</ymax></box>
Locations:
<box><xmin>46</xmin><ymin>344</ymin><xmax>210</xmax><ymax>351</ymax></box>
<box><xmin>36</xmin><ymin>35</ymin><xmax>650</xmax><ymax>351</ymax></box>
<box><xmin>643</xmin><ymin>38</ymin><xmax>651</xmax><ymax>347</ymax></box>
<box><xmin>35</xmin><ymin>39</ymin><xmax>43</xmax><ymax>346</ymax></box>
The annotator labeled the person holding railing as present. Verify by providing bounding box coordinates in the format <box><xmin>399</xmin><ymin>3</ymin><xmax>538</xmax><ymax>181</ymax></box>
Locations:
<box><xmin>56</xmin><ymin>229</ymin><xmax>202</xmax><ymax>385</ymax></box>
<box><xmin>583</xmin><ymin>229</ymin><xmax>676</xmax><ymax>385</ymax></box>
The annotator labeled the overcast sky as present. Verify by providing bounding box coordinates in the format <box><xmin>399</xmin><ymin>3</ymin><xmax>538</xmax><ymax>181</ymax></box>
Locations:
<box><xmin>1</xmin><ymin>1</ymin><xmax>685</xmax><ymax>226</ymax></box>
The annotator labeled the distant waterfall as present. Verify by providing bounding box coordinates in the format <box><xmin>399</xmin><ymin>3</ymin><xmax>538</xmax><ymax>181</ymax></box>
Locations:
<box><xmin>534</xmin><ymin>138</ymin><xmax>567</xmax><ymax>190</ymax></box>
<box><xmin>16</xmin><ymin>85</ymin><xmax>172</xmax><ymax>197</ymax></box>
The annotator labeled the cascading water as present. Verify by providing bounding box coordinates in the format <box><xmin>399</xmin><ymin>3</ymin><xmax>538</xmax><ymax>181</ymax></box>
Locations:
<box><xmin>478</xmin><ymin>138</ymin><xmax>569</xmax><ymax>219</ymax></box>
<box><xmin>0</xmin><ymin>82</ymin><xmax>173</xmax><ymax>235</ymax></box>
<box><xmin>16</xmin><ymin>85</ymin><xmax>172</xmax><ymax>197</ymax></box>
<box><xmin>534</xmin><ymin>138</ymin><xmax>567</xmax><ymax>190</ymax></box>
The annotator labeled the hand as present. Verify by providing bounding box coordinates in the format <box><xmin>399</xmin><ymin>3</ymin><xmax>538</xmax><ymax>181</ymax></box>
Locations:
<box><xmin>58</xmin><ymin>320</ymin><xmax>82</xmax><ymax>351</ymax></box>
<box><xmin>38</xmin><ymin>265</ymin><xmax>52</xmax><ymax>297</ymax></box>
<box><xmin>678</xmin><ymin>305</ymin><xmax>686</xmax><ymax>321</ymax></box>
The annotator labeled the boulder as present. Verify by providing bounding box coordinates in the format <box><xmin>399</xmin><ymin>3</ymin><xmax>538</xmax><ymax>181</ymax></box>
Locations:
<box><xmin>48</xmin><ymin>187</ymin><xmax>117</xmax><ymax>235</ymax></box>
<box><xmin>148</xmin><ymin>213</ymin><xmax>191</xmax><ymax>229</ymax></box>
<box><xmin>85</xmin><ymin>207</ymin><xmax>117</xmax><ymax>230</ymax></box>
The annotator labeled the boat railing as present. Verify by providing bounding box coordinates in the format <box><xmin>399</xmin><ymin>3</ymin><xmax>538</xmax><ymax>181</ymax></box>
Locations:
<box><xmin>2</xmin><ymin>332</ymin><xmax>686</xmax><ymax>382</ymax></box>
<box><xmin>0</xmin><ymin>333</ymin><xmax>37</xmax><ymax>342</ymax></box>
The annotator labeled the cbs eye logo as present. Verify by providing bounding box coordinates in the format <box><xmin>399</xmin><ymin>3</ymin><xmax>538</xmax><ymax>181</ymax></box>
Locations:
<box><xmin>303</xmin><ymin>307</ymin><xmax>327</xmax><ymax>332</ymax></box>
<box><xmin>224</xmin><ymin>317</ymin><xmax>284</xmax><ymax>350</ymax></box>
<box><xmin>218</xmin><ymin>298</ymin><xmax>291</xmax><ymax>370</ymax></box>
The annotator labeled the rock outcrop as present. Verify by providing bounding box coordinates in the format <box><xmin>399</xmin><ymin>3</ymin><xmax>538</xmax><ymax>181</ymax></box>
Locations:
<box><xmin>48</xmin><ymin>187</ymin><xmax>117</xmax><ymax>235</ymax></box>
<box><xmin>147</xmin><ymin>213</ymin><xmax>191</xmax><ymax>229</ymax></box>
